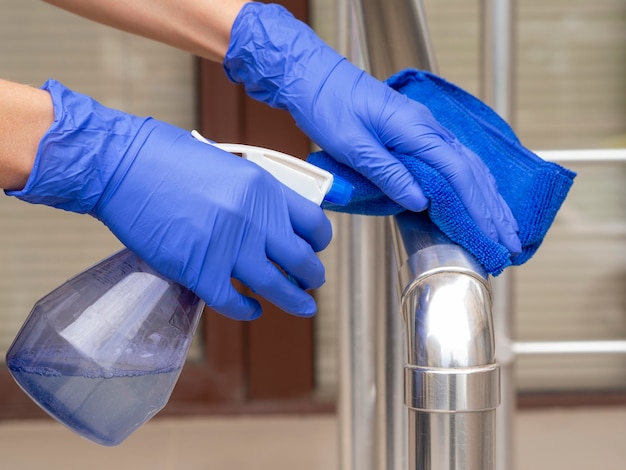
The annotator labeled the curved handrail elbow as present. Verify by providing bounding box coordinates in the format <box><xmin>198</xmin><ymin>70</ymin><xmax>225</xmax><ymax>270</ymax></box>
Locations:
<box><xmin>402</xmin><ymin>268</ymin><xmax>494</xmax><ymax>368</ymax></box>
<box><xmin>391</xmin><ymin>211</ymin><xmax>499</xmax><ymax>413</ymax></box>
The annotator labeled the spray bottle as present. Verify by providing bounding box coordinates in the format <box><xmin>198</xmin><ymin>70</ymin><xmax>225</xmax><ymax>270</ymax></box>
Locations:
<box><xmin>5</xmin><ymin>133</ymin><xmax>352</xmax><ymax>446</ymax></box>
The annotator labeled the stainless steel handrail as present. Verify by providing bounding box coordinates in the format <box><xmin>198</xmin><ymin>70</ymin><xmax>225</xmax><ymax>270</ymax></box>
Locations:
<box><xmin>391</xmin><ymin>212</ymin><xmax>499</xmax><ymax>470</ymax></box>
<box><xmin>536</xmin><ymin>149</ymin><xmax>626</xmax><ymax>163</ymax></box>
<box><xmin>335</xmin><ymin>0</ymin><xmax>625</xmax><ymax>469</ymax></box>
<box><xmin>336</xmin><ymin>1</ymin><xmax>500</xmax><ymax>469</ymax></box>
<box><xmin>481</xmin><ymin>2</ymin><xmax>517</xmax><ymax>469</ymax></box>
<box><xmin>513</xmin><ymin>340</ymin><xmax>626</xmax><ymax>356</ymax></box>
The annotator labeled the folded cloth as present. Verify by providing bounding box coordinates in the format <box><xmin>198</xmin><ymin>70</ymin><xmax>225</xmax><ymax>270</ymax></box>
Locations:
<box><xmin>307</xmin><ymin>69</ymin><xmax>576</xmax><ymax>276</ymax></box>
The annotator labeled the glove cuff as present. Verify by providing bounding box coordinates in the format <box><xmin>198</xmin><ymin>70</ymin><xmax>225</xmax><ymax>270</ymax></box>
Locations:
<box><xmin>6</xmin><ymin>80</ymin><xmax>150</xmax><ymax>214</ymax></box>
<box><xmin>223</xmin><ymin>2</ymin><xmax>345</xmax><ymax>111</ymax></box>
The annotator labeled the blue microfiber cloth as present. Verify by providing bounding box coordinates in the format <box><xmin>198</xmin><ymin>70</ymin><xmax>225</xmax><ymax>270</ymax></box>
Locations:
<box><xmin>307</xmin><ymin>69</ymin><xmax>576</xmax><ymax>276</ymax></box>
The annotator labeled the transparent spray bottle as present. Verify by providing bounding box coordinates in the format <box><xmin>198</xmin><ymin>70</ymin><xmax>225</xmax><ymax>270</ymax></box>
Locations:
<box><xmin>5</xmin><ymin>133</ymin><xmax>353</xmax><ymax>446</ymax></box>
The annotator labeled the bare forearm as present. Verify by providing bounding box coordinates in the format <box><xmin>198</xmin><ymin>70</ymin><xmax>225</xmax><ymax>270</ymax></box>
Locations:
<box><xmin>0</xmin><ymin>80</ymin><xmax>54</xmax><ymax>191</ymax></box>
<box><xmin>43</xmin><ymin>0</ymin><xmax>247</xmax><ymax>62</ymax></box>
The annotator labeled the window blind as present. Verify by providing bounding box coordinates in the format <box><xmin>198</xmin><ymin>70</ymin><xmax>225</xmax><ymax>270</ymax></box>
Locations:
<box><xmin>513</xmin><ymin>0</ymin><xmax>626</xmax><ymax>391</ymax></box>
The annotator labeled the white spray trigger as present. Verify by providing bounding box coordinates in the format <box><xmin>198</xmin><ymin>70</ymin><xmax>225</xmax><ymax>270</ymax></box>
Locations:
<box><xmin>191</xmin><ymin>130</ymin><xmax>352</xmax><ymax>206</ymax></box>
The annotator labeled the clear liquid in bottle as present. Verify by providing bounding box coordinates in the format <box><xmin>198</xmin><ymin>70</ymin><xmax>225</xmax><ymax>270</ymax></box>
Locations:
<box><xmin>6</xmin><ymin>249</ymin><xmax>203</xmax><ymax>446</ymax></box>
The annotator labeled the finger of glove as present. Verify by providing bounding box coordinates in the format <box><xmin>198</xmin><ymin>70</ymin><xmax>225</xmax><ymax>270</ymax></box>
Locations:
<box><xmin>403</xmin><ymin>132</ymin><xmax>512</xmax><ymax>245</ymax></box>
<box><xmin>381</xmin><ymin>87</ymin><xmax>518</xmax><ymax>252</ymax></box>
<box><xmin>234</xmin><ymin>256</ymin><xmax>318</xmax><ymax>317</ymax></box>
<box><xmin>480</xmin><ymin>181</ymin><xmax>522</xmax><ymax>255</ymax></box>
<box><xmin>375</xmin><ymin>96</ymin><xmax>512</xmax><ymax>238</ymax></box>
<box><xmin>266</xmin><ymin>229</ymin><xmax>326</xmax><ymax>291</ymax></box>
<box><xmin>283</xmin><ymin>187</ymin><xmax>333</xmax><ymax>252</ymax></box>
<box><xmin>486</xmin><ymin>189</ymin><xmax>522</xmax><ymax>256</ymax></box>
<box><xmin>347</xmin><ymin>142</ymin><xmax>429</xmax><ymax>212</ymax></box>
<box><xmin>495</xmin><ymin>214</ymin><xmax>522</xmax><ymax>256</ymax></box>
<box><xmin>196</xmin><ymin>278</ymin><xmax>262</xmax><ymax>321</ymax></box>
<box><xmin>385</xmin><ymin>101</ymin><xmax>522</xmax><ymax>252</ymax></box>
<box><xmin>458</xmin><ymin>145</ymin><xmax>521</xmax><ymax>254</ymax></box>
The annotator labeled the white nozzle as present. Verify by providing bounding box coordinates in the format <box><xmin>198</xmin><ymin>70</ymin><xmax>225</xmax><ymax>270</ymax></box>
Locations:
<box><xmin>191</xmin><ymin>130</ymin><xmax>353</xmax><ymax>206</ymax></box>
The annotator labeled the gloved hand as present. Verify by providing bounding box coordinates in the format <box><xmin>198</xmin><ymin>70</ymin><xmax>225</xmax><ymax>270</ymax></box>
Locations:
<box><xmin>224</xmin><ymin>2</ymin><xmax>521</xmax><ymax>255</ymax></box>
<box><xmin>7</xmin><ymin>79</ymin><xmax>331</xmax><ymax>320</ymax></box>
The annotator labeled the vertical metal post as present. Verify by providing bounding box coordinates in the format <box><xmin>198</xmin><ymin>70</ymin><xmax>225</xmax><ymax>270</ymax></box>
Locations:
<box><xmin>480</xmin><ymin>2</ymin><xmax>517</xmax><ymax>469</ymax></box>
<box><xmin>335</xmin><ymin>3</ymin><xmax>379</xmax><ymax>470</ymax></box>
<box><xmin>391</xmin><ymin>212</ymin><xmax>499</xmax><ymax>470</ymax></box>
<box><xmin>335</xmin><ymin>1</ymin><xmax>439</xmax><ymax>469</ymax></box>
<box><xmin>336</xmin><ymin>1</ymin><xmax>500</xmax><ymax>470</ymax></box>
<box><xmin>481</xmin><ymin>0</ymin><xmax>517</xmax><ymax>122</ymax></box>
<box><xmin>336</xmin><ymin>214</ymin><xmax>382</xmax><ymax>470</ymax></box>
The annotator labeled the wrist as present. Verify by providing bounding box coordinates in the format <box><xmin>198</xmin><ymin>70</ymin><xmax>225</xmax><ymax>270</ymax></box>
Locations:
<box><xmin>7</xmin><ymin>80</ymin><xmax>148</xmax><ymax>214</ymax></box>
<box><xmin>224</xmin><ymin>2</ymin><xmax>345</xmax><ymax>110</ymax></box>
<box><xmin>0</xmin><ymin>81</ymin><xmax>54</xmax><ymax>191</ymax></box>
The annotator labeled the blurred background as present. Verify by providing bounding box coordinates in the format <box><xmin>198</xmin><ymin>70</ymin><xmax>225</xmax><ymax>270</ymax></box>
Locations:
<box><xmin>0</xmin><ymin>0</ymin><xmax>625</xmax><ymax>468</ymax></box>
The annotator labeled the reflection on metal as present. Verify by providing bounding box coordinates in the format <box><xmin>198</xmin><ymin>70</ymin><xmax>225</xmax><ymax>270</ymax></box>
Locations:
<box><xmin>392</xmin><ymin>212</ymin><xmax>499</xmax><ymax>469</ymax></box>
<box><xmin>336</xmin><ymin>0</ymin><xmax>501</xmax><ymax>469</ymax></box>
<box><xmin>536</xmin><ymin>148</ymin><xmax>626</xmax><ymax>163</ymax></box>
<box><xmin>336</xmin><ymin>213</ymin><xmax>387</xmax><ymax>470</ymax></box>
<box><xmin>336</xmin><ymin>0</ymin><xmax>626</xmax><ymax>468</ymax></box>
<box><xmin>335</xmin><ymin>2</ymin><xmax>389</xmax><ymax>469</ymax></box>
<box><xmin>513</xmin><ymin>340</ymin><xmax>626</xmax><ymax>356</ymax></box>
<box><xmin>480</xmin><ymin>0</ymin><xmax>517</xmax><ymax>123</ymax></box>
<box><xmin>358</xmin><ymin>0</ymin><xmax>437</xmax><ymax>79</ymax></box>
<box><xmin>479</xmin><ymin>2</ymin><xmax>517</xmax><ymax>469</ymax></box>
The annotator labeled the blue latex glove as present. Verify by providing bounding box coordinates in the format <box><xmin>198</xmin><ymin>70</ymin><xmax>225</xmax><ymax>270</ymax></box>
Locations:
<box><xmin>224</xmin><ymin>2</ymin><xmax>521</xmax><ymax>255</ymax></box>
<box><xmin>7</xmin><ymin>80</ymin><xmax>331</xmax><ymax>320</ymax></box>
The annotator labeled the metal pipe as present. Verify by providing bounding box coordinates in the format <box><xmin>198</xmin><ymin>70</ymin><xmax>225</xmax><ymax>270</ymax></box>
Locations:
<box><xmin>335</xmin><ymin>2</ymin><xmax>380</xmax><ymax>469</ymax></box>
<box><xmin>358</xmin><ymin>0</ymin><xmax>437</xmax><ymax>79</ymax></box>
<box><xmin>336</xmin><ymin>1</ymin><xmax>623</xmax><ymax>469</ymax></box>
<box><xmin>339</xmin><ymin>7</ymin><xmax>409</xmax><ymax>469</ymax></box>
<box><xmin>353</xmin><ymin>2</ymin><xmax>440</xmax><ymax>469</ymax></box>
<box><xmin>374</xmin><ymin>221</ymin><xmax>406</xmax><ymax>470</ymax></box>
<box><xmin>513</xmin><ymin>340</ymin><xmax>626</xmax><ymax>356</ymax></box>
<box><xmin>358</xmin><ymin>0</ymin><xmax>501</xmax><ymax>467</ymax></box>
<box><xmin>480</xmin><ymin>2</ymin><xmax>517</xmax><ymax>469</ymax></box>
<box><xmin>535</xmin><ymin>148</ymin><xmax>626</xmax><ymax>163</ymax></box>
<box><xmin>336</xmin><ymin>215</ymin><xmax>379</xmax><ymax>470</ymax></box>
<box><xmin>338</xmin><ymin>1</ymin><xmax>501</xmax><ymax>469</ymax></box>
<box><xmin>481</xmin><ymin>0</ymin><xmax>517</xmax><ymax>122</ymax></box>
<box><xmin>391</xmin><ymin>212</ymin><xmax>500</xmax><ymax>469</ymax></box>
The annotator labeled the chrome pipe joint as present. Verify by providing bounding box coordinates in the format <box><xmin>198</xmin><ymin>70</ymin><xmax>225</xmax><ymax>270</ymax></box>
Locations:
<box><xmin>391</xmin><ymin>211</ymin><xmax>500</xmax><ymax>470</ymax></box>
